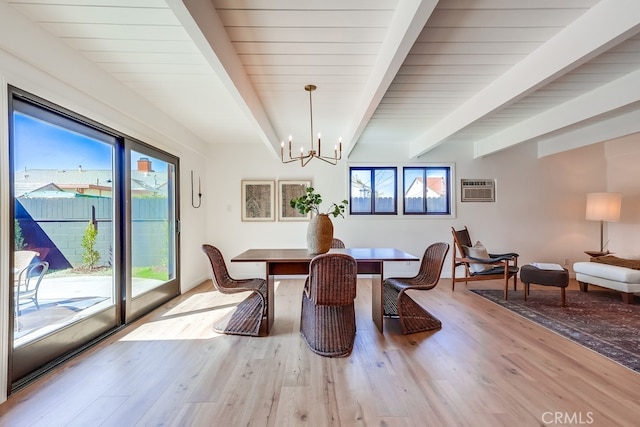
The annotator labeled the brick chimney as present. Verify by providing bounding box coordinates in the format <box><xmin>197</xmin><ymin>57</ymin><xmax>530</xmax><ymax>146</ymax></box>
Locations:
<box><xmin>137</xmin><ymin>158</ymin><xmax>152</xmax><ymax>172</ymax></box>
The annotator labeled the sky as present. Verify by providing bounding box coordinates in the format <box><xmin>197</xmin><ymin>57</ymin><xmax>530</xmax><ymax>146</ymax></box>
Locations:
<box><xmin>13</xmin><ymin>112</ymin><xmax>167</xmax><ymax>172</ymax></box>
<box><xmin>13</xmin><ymin>112</ymin><xmax>113</xmax><ymax>171</ymax></box>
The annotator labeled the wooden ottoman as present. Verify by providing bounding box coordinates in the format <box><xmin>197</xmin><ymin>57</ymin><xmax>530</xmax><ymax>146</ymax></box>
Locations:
<box><xmin>520</xmin><ymin>264</ymin><xmax>569</xmax><ymax>306</ymax></box>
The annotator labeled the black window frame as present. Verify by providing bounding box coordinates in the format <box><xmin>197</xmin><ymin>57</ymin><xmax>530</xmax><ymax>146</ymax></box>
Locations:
<box><xmin>402</xmin><ymin>166</ymin><xmax>452</xmax><ymax>215</ymax></box>
<box><xmin>349</xmin><ymin>166</ymin><xmax>398</xmax><ymax>215</ymax></box>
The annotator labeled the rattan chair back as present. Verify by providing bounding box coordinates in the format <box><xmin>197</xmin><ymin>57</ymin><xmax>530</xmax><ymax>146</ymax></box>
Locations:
<box><xmin>307</xmin><ymin>253</ymin><xmax>357</xmax><ymax>306</ymax></box>
<box><xmin>301</xmin><ymin>253</ymin><xmax>357</xmax><ymax>356</ymax></box>
<box><xmin>330</xmin><ymin>238</ymin><xmax>345</xmax><ymax>248</ymax></box>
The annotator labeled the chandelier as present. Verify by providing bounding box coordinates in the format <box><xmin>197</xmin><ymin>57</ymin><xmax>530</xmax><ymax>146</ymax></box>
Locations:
<box><xmin>281</xmin><ymin>84</ymin><xmax>342</xmax><ymax>166</ymax></box>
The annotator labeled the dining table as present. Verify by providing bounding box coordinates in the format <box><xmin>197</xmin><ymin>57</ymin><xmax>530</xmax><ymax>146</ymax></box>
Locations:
<box><xmin>231</xmin><ymin>247</ymin><xmax>419</xmax><ymax>334</ymax></box>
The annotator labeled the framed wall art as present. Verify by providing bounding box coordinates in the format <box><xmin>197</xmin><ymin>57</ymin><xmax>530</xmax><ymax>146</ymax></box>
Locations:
<box><xmin>241</xmin><ymin>180</ymin><xmax>275</xmax><ymax>221</ymax></box>
<box><xmin>279</xmin><ymin>180</ymin><xmax>311</xmax><ymax>221</ymax></box>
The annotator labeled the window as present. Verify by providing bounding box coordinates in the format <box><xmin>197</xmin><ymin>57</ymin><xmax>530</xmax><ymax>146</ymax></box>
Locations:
<box><xmin>349</xmin><ymin>167</ymin><xmax>397</xmax><ymax>215</ymax></box>
<box><xmin>403</xmin><ymin>166</ymin><xmax>452</xmax><ymax>215</ymax></box>
<box><xmin>9</xmin><ymin>86</ymin><xmax>180</xmax><ymax>389</ymax></box>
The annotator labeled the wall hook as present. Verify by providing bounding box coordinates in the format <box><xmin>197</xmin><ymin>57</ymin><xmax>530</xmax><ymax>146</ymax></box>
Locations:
<box><xmin>191</xmin><ymin>170</ymin><xmax>202</xmax><ymax>208</ymax></box>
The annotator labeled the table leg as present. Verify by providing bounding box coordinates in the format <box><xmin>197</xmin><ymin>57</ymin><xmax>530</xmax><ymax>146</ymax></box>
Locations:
<box><xmin>265</xmin><ymin>265</ymin><xmax>275</xmax><ymax>334</ymax></box>
<box><xmin>357</xmin><ymin>260</ymin><xmax>384</xmax><ymax>333</ymax></box>
<box><xmin>371</xmin><ymin>274</ymin><xmax>383</xmax><ymax>333</ymax></box>
<box><xmin>371</xmin><ymin>262</ymin><xmax>384</xmax><ymax>333</ymax></box>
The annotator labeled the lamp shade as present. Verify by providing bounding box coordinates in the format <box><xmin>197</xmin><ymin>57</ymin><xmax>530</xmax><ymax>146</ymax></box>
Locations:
<box><xmin>585</xmin><ymin>192</ymin><xmax>622</xmax><ymax>222</ymax></box>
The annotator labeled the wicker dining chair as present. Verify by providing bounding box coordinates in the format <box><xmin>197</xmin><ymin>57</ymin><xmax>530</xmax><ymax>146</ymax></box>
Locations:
<box><xmin>300</xmin><ymin>253</ymin><xmax>358</xmax><ymax>357</ymax></box>
<box><xmin>302</xmin><ymin>237</ymin><xmax>346</xmax><ymax>289</ymax></box>
<box><xmin>383</xmin><ymin>242</ymin><xmax>449</xmax><ymax>334</ymax></box>
<box><xmin>201</xmin><ymin>244</ymin><xmax>267</xmax><ymax>337</ymax></box>
<box><xmin>331</xmin><ymin>238</ymin><xmax>345</xmax><ymax>248</ymax></box>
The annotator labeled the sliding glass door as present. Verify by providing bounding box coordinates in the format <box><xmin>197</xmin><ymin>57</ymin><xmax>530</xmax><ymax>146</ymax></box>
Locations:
<box><xmin>8</xmin><ymin>88</ymin><xmax>180</xmax><ymax>391</ymax></box>
<box><xmin>125</xmin><ymin>145</ymin><xmax>179</xmax><ymax>321</ymax></box>
<box><xmin>9</xmin><ymin>92</ymin><xmax>121</xmax><ymax>387</ymax></box>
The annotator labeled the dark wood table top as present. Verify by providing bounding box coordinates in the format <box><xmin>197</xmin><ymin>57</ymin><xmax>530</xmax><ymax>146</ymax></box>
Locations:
<box><xmin>231</xmin><ymin>248</ymin><xmax>419</xmax><ymax>263</ymax></box>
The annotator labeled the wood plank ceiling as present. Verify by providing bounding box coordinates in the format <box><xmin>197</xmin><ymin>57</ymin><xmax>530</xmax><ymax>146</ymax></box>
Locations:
<box><xmin>6</xmin><ymin>0</ymin><xmax>640</xmax><ymax>160</ymax></box>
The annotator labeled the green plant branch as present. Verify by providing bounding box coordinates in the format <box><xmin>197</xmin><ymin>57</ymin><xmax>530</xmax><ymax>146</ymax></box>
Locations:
<box><xmin>290</xmin><ymin>187</ymin><xmax>348</xmax><ymax>218</ymax></box>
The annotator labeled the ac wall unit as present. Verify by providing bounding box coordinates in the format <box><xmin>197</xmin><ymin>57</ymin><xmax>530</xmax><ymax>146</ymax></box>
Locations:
<box><xmin>461</xmin><ymin>179</ymin><xmax>495</xmax><ymax>202</ymax></box>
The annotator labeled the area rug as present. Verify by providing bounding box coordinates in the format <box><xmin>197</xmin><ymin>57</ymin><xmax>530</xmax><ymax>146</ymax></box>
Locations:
<box><xmin>470</xmin><ymin>289</ymin><xmax>640</xmax><ymax>373</ymax></box>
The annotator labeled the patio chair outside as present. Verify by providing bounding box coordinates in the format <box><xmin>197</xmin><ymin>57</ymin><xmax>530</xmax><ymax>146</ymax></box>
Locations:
<box><xmin>17</xmin><ymin>261</ymin><xmax>49</xmax><ymax>312</ymax></box>
<box><xmin>13</xmin><ymin>250</ymin><xmax>40</xmax><ymax>288</ymax></box>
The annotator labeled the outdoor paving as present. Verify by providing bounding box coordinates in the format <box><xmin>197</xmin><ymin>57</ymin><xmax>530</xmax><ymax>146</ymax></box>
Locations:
<box><xmin>15</xmin><ymin>274</ymin><xmax>164</xmax><ymax>344</ymax></box>
<box><xmin>37</xmin><ymin>274</ymin><xmax>164</xmax><ymax>300</ymax></box>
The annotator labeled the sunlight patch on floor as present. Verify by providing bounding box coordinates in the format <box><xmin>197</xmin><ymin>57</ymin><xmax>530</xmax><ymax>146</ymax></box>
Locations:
<box><xmin>120</xmin><ymin>286</ymin><xmax>265</xmax><ymax>341</ymax></box>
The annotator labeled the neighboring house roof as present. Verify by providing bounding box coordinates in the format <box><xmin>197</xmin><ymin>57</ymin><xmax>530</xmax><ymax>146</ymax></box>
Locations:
<box><xmin>15</xmin><ymin>182</ymin><xmax>76</xmax><ymax>198</ymax></box>
<box><xmin>15</xmin><ymin>168</ymin><xmax>112</xmax><ymax>186</ymax></box>
<box><xmin>14</xmin><ymin>182</ymin><xmax>51</xmax><ymax>198</ymax></box>
<box><xmin>426</xmin><ymin>177</ymin><xmax>445</xmax><ymax>195</ymax></box>
<box><xmin>16</xmin><ymin>182</ymin><xmax>114</xmax><ymax>199</ymax></box>
<box><xmin>131</xmin><ymin>178</ymin><xmax>159</xmax><ymax>193</ymax></box>
<box><xmin>405</xmin><ymin>177</ymin><xmax>445</xmax><ymax>198</ymax></box>
<box><xmin>14</xmin><ymin>168</ymin><xmax>168</xmax><ymax>197</ymax></box>
<box><xmin>25</xmin><ymin>190</ymin><xmax>78</xmax><ymax>199</ymax></box>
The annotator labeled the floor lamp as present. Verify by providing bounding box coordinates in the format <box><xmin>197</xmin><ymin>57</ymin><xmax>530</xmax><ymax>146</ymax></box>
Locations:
<box><xmin>585</xmin><ymin>192</ymin><xmax>622</xmax><ymax>253</ymax></box>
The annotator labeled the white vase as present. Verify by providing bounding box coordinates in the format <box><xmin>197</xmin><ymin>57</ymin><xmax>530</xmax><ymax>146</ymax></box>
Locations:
<box><xmin>307</xmin><ymin>214</ymin><xmax>333</xmax><ymax>254</ymax></box>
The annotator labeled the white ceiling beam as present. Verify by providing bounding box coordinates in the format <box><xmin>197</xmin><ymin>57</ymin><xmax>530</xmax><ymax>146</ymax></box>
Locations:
<box><xmin>409</xmin><ymin>0</ymin><xmax>640</xmax><ymax>158</ymax></box>
<box><xmin>474</xmin><ymin>68</ymin><xmax>640</xmax><ymax>158</ymax></box>
<box><xmin>344</xmin><ymin>0</ymin><xmax>439</xmax><ymax>157</ymax></box>
<box><xmin>537</xmin><ymin>110</ymin><xmax>640</xmax><ymax>158</ymax></box>
<box><xmin>173</xmin><ymin>0</ymin><xmax>279</xmax><ymax>157</ymax></box>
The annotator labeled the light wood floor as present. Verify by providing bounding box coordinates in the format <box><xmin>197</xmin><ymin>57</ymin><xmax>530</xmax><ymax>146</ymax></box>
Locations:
<box><xmin>0</xmin><ymin>278</ymin><xmax>638</xmax><ymax>426</ymax></box>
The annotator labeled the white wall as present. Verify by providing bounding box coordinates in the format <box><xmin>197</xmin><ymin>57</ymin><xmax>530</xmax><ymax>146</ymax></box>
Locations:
<box><xmin>207</xmin><ymin>137</ymin><xmax>611</xmax><ymax>280</ymax></box>
<box><xmin>605</xmin><ymin>134</ymin><xmax>640</xmax><ymax>254</ymax></box>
